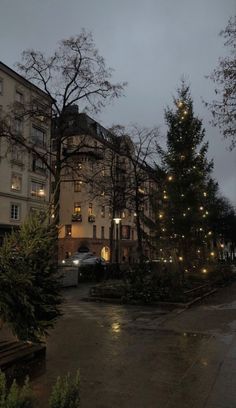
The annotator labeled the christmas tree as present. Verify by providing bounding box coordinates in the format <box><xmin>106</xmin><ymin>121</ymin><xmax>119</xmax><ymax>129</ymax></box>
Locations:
<box><xmin>157</xmin><ymin>82</ymin><xmax>214</xmax><ymax>274</ymax></box>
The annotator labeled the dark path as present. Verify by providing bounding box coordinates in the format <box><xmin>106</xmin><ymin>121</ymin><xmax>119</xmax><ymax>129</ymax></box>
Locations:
<box><xmin>31</xmin><ymin>282</ymin><xmax>236</xmax><ymax>408</ymax></box>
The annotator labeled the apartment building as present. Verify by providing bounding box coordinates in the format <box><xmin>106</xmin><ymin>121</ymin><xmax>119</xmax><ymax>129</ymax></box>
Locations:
<box><xmin>0</xmin><ymin>62</ymin><xmax>52</xmax><ymax>244</ymax></box>
<box><xmin>53</xmin><ymin>108</ymin><xmax>156</xmax><ymax>262</ymax></box>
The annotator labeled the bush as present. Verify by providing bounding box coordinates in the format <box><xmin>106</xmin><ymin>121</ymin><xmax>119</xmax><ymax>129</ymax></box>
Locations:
<box><xmin>0</xmin><ymin>212</ymin><xmax>62</xmax><ymax>342</ymax></box>
<box><xmin>0</xmin><ymin>371</ymin><xmax>33</xmax><ymax>408</ymax></box>
<box><xmin>123</xmin><ymin>262</ymin><xmax>184</xmax><ymax>303</ymax></box>
<box><xmin>0</xmin><ymin>370</ymin><xmax>80</xmax><ymax>408</ymax></box>
<box><xmin>49</xmin><ymin>371</ymin><xmax>80</xmax><ymax>408</ymax></box>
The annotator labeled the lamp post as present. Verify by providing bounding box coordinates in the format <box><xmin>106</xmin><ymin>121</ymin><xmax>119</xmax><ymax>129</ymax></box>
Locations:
<box><xmin>113</xmin><ymin>217</ymin><xmax>121</xmax><ymax>265</ymax></box>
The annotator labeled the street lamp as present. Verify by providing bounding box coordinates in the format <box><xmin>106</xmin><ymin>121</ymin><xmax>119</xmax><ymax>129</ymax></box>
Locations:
<box><xmin>113</xmin><ymin>217</ymin><xmax>121</xmax><ymax>265</ymax></box>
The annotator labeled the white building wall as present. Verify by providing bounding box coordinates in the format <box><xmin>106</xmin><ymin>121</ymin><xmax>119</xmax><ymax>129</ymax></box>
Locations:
<box><xmin>0</xmin><ymin>62</ymin><xmax>51</xmax><ymax>236</ymax></box>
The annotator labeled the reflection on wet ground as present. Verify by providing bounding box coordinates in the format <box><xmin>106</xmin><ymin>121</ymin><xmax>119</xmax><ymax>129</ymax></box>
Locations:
<box><xmin>30</xmin><ymin>283</ymin><xmax>236</xmax><ymax>408</ymax></box>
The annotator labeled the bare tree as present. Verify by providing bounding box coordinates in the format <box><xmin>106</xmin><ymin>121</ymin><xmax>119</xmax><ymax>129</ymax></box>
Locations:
<box><xmin>205</xmin><ymin>16</ymin><xmax>236</xmax><ymax>149</ymax></box>
<box><xmin>0</xmin><ymin>30</ymin><xmax>127</xmax><ymax>225</ymax></box>
<box><xmin>88</xmin><ymin>129</ymin><xmax>129</xmax><ymax>262</ymax></box>
<box><xmin>110</xmin><ymin>125</ymin><xmax>159</xmax><ymax>262</ymax></box>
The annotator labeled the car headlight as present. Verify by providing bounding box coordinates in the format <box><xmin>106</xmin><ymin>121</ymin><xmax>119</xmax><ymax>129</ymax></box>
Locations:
<box><xmin>62</xmin><ymin>260</ymin><xmax>65</xmax><ymax>264</ymax></box>
<box><xmin>73</xmin><ymin>259</ymin><xmax>79</xmax><ymax>265</ymax></box>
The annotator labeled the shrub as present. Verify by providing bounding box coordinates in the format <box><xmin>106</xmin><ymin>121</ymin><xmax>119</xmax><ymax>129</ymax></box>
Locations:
<box><xmin>0</xmin><ymin>370</ymin><xmax>80</xmax><ymax>408</ymax></box>
<box><xmin>0</xmin><ymin>212</ymin><xmax>62</xmax><ymax>342</ymax></box>
<box><xmin>49</xmin><ymin>371</ymin><xmax>80</xmax><ymax>408</ymax></box>
<box><xmin>0</xmin><ymin>371</ymin><xmax>33</xmax><ymax>408</ymax></box>
<box><xmin>123</xmin><ymin>262</ymin><xmax>184</xmax><ymax>303</ymax></box>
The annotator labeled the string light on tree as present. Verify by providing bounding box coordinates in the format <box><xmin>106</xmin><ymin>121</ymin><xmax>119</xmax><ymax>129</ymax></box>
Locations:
<box><xmin>158</xmin><ymin>82</ymin><xmax>214</xmax><ymax>272</ymax></box>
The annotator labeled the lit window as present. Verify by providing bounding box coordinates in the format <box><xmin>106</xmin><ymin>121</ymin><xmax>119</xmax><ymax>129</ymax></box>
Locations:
<box><xmin>11</xmin><ymin>174</ymin><xmax>22</xmax><ymax>191</ymax></box>
<box><xmin>31</xmin><ymin>181</ymin><xmax>46</xmax><ymax>198</ymax></box>
<box><xmin>32</xmin><ymin>126</ymin><xmax>46</xmax><ymax>148</ymax></box>
<box><xmin>65</xmin><ymin>225</ymin><xmax>72</xmax><ymax>237</ymax></box>
<box><xmin>88</xmin><ymin>203</ymin><xmax>93</xmax><ymax>215</ymax></box>
<box><xmin>10</xmin><ymin>204</ymin><xmax>20</xmax><ymax>220</ymax></box>
<box><xmin>74</xmin><ymin>202</ymin><xmax>81</xmax><ymax>213</ymax></box>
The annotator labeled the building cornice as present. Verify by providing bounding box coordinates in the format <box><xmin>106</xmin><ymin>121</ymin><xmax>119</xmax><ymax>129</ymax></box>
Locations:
<box><xmin>0</xmin><ymin>61</ymin><xmax>52</xmax><ymax>101</ymax></box>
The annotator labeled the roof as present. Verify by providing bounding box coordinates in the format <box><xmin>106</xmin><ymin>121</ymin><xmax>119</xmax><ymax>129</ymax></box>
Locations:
<box><xmin>0</xmin><ymin>61</ymin><xmax>52</xmax><ymax>101</ymax></box>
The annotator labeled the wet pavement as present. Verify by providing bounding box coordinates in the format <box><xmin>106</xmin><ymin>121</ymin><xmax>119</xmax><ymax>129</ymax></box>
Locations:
<box><xmin>30</xmin><ymin>282</ymin><xmax>236</xmax><ymax>408</ymax></box>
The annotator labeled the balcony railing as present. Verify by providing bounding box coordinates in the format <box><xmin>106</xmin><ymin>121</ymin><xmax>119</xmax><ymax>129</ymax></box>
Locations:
<box><xmin>88</xmin><ymin>215</ymin><xmax>95</xmax><ymax>223</ymax></box>
<box><xmin>71</xmin><ymin>213</ymin><xmax>82</xmax><ymax>222</ymax></box>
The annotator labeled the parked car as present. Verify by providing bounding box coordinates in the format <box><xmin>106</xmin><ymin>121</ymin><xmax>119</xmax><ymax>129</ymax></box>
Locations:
<box><xmin>61</xmin><ymin>252</ymin><xmax>94</xmax><ymax>266</ymax></box>
<box><xmin>81</xmin><ymin>256</ymin><xmax>106</xmax><ymax>266</ymax></box>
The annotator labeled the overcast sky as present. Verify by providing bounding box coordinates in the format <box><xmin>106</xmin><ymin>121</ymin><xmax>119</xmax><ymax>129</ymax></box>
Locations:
<box><xmin>0</xmin><ymin>0</ymin><xmax>235</xmax><ymax>204</ymax></box>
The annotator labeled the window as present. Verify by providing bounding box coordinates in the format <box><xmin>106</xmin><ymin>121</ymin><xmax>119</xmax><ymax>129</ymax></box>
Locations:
<box><xmin>0</xmin><ymin>78</ymin><xmax>3</xmax><ymax>95</ymax></box>
<box><xmin>32</xmin><ymin>126</ymin><xmax>46</xmax><ymax>148</ymax></box>
<box><xmin>88</xmin><ymin>203</ymin><xmax>93</xmax><ymax>215</ymax></box>
<box><xmin>65</xmin><ymin>225</ymin><xmax>72</xmax><ymax>237</ymax></box>
<box><xmin>121</xmin><ymin>225</ymin><xmax>131</xmax><ymax>240</ymax></box>
<box><xmin>11</xmin><ymin>146</ymin><xmax>24</xmax><ymax>164</ymax></box>
<box><xmin>74</xmin><ymin>202</ymin><xmax>81</xmax><ymax>213</ymax></box>
<box><xmin>11</xmin><ymin>173</ymin><xmax>22</xmax><ymax>191</ymax></box>
<box><xmin>32</xmin><ymin>155</ymin><xmax>47</xmax><ymax>174</ymax></box>
<box><xmin>31</xmin><ymin>181</ymin><xmax>46</xmax><ymax>198</ymax></box>
<box><xmin>15</xmin><ymin>117</ymin><xmax>23</xmax><ymax>134</ymax></box>
<box><xmin>10</xmin><ymin>204</ymin><xmax>20</xmax><ymax>220</ymax></box>
<box><xmin>101</xmin><ymin>205</ymin><xmax>105</xmax><ymax>218</ymax></box>
<box><xmin>93</xmin><ymin>225</ymin><xmax>97</xmax><ymax>239</ymax></box>
<box><xmin>74</xmin><ymin>180</ymin><xmax>82</xmax><ymax>192</ymax></box>
<box><xmin>15</xmin><ymin>90</ymin><xmax>24</xmax><ymax>104</ymax></box>
<box><xmin>101</xmin><ymin>226</ymin><xmax>105</xmax><ymax>239</ymax></box>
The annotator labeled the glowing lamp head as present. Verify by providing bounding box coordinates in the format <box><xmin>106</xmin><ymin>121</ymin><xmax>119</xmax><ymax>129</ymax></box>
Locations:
<box><xmin>113</xmin><ymin>217</ymin><xmax>121</xmax><ymax>225</ymax></box>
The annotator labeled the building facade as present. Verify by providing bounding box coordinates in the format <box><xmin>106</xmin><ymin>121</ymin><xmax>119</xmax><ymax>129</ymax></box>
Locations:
<box><xmin>0</xmin><ymin>62</ymin><xmax>51</xmax><ymax>244</ymax></box>
<box><xmin>52</xmin><ymin>109</ymin><xmax>157</xmax><ymax>262</ymax></box>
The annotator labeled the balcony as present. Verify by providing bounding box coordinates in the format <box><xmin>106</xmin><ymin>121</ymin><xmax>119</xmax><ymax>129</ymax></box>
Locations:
<box><xmin>88</xmin><ymin>215</ymin><xmax>95</xmax><ymax>223</ymax></box>
<box><xmin>71</xmin><ymin>213</ymin><xmax>82</xmax><ymax>222</ymax></box>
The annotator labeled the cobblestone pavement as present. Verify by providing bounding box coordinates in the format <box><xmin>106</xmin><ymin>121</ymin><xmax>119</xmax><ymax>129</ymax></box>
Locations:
<box><xmin>31</xmin><ymin>282</ymin><xmax>236</xmax><ymax>408</ymax></box>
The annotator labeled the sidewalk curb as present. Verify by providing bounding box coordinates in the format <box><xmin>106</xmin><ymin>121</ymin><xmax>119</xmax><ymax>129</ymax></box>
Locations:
<box><xmin>82</xmin><ymin>288</ymin><xmax>218</xmax><ymax>309</ymax></box>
